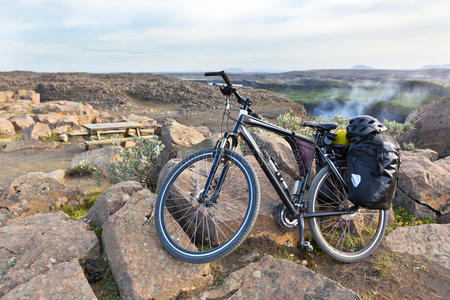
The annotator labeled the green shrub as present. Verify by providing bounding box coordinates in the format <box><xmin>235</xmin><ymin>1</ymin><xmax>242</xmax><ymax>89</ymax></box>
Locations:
<box><xmin>324</xmin><ymin>115</ymin><xmax>347</xmax><ymax>130</ymax></box>
<box><xmin>401</xmin><ymin>142</ymin><xmax>416</xmax><ymax>151</ymax></box>
<box><xmin>383</xmin><ymin>120</ymin><xmax>415</xmax><ymax>138</ymax></box>
<box><xmin>276</xmin><ymin>113</ymin><xmax>349</xmax><ymax>138</ymax></box>
<box><xmin>65</xmin><ymin>164</ymin><xmax>98</xmax><ymax>176</ymax></box>
<box><xmin>61</xmin><ymin>189</ymin><xmax>102</xmax><ymax>220</ymax></box>
<box><xmin>107</xmin><ymin>137</ymin><xmax>164</xmax><ymax>189</ymax></box>
<box><xmin>276</xmin><ymin>113</ymin><xmax>302</xmax><ymax>131</ymax></box>
<box><xmin>393</xmin><ymin>205</ymin><xmax>434</xmax><ymax>227</ymax></box>
<box><xmin>39</xmin><ymin>133</ymin><xmax>59</xmax><ymax>142</ymax></box>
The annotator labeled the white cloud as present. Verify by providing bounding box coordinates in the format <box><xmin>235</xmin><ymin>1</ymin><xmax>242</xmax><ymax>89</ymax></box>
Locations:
<box><xmin>1</xmin><ymin>0</ymin><xmax>450</xmax><ymax>71</ymax></box>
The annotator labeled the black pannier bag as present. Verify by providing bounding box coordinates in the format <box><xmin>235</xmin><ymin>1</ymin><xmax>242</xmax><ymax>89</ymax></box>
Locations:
<box><xmin>346</xmin><ymin>134</ymin><xmax>400</xmax><ymax>210</ymax></box>
<box><xmin>285</xmin><ymin>136</ymin><xmax>315</xmax><ymax>177</ymax></box>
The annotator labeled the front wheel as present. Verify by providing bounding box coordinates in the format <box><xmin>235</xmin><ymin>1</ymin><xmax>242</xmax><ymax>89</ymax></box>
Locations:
<box><xmin>307</xmin><ymin>165</ymin><xmax>386</xmax><ymax>263</ymax></box>
<box><xmin>155</xmin><ymin>148</ymin><xmax>260</xmax><ymax>264</ymax></box>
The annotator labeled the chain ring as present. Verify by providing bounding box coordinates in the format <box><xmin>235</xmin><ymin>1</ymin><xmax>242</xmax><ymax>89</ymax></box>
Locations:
<box><xmin>274</xmin><ymin>203</ymin><xmax>298</xmax><ymax>232</ymax></box>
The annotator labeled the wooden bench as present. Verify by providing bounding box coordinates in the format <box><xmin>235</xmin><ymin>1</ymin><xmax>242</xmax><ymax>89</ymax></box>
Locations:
<box><xmin>78</xmin><ymin>122</ymin><xmax>154</xmax><ymax>150</ymax></box>
<box><xmin>83</xmin><ymin>135</ymin><xmax>157</xmax><ymax>150</ymax></box>
<box><xmin>70</xmin><ymin>129</ymin><xmax>138</xmax><ymax>137</ymax></box>
<box><xmin>68</xmin><ymin>132</ymin><xmax>89</xmax><ymax>137</ymax></box>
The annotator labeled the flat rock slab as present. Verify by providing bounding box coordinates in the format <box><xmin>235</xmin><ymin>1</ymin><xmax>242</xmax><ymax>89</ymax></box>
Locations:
<box><xmin>197</xmin><ymin>256</ymin><xmax>361</xmax><ymax>300</ymax></box>
<box><xmin>102</xmin><ymin>189</ymin><xmax>212</xmax><ymax>300</ymax></box>
<box><xmin>0</xmin><ymin>211</ymin><xmax>100</xmax><ymax>296</ymax></box>
<box><xmin>384</xmin><ymin>223</ymin><xmax>450</xmax><ymax>270</ymax></box>
<box><xmin>2</xmin><ymin>260</ymin><xmax>97</xmax><ymax>300</ymax></box>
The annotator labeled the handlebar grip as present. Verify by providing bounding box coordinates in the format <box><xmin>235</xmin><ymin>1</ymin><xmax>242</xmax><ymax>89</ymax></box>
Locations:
<box><xmin>204</xmin><ymin>72</ymin><xmax>222</xmax><ymax>76</ymax></box>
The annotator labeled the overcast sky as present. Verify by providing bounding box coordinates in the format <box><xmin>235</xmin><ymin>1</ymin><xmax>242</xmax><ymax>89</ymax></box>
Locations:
<box><xmin>1</xmin><ymin>0</ymin><xmax>450</xmax><ymax>72</ymax></box>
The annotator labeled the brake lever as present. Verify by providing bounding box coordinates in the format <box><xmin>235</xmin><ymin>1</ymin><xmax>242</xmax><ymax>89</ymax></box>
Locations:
<box><xmin>220</xmin><ymin>86</ymin><xmax>235</xmax><ymax>96</ymax></box>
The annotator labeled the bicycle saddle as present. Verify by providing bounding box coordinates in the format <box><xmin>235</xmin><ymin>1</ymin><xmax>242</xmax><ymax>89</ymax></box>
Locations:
<box><xmin>302</xmin><ymin>121</ymin><xmax>338</xmax><ymax>131</ymax></box>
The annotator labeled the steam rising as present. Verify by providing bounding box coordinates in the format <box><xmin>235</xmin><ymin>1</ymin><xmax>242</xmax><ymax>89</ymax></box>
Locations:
<box><xmin>311</xmin><ymin>81</ymin><xmax>433</xmax><ymax>121</ymax></box>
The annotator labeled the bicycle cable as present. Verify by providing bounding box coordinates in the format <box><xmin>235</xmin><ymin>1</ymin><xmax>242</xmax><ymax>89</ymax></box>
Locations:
<box><xmin>220</xmin><ymin>98</ymin><xmax>230</xmax><ymax>136</ymax></box>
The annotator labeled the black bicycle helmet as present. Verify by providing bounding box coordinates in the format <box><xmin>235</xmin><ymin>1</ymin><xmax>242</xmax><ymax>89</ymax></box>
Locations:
<box><xmin>346</xmin><ymin>115</ymin><xmax>386</xmax><ymax>139</ymax></box>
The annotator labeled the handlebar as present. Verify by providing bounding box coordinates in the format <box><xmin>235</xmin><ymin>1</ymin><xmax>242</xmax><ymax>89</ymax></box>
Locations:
<box><xmin>204</xmin><ymin>71</ymin><xmax>232</xmax><ymax>87</ymax></box>
<box><xmin>205</xmin><ymin>70</ymin><xmax>256</xmax><ymax>115</ymax></box>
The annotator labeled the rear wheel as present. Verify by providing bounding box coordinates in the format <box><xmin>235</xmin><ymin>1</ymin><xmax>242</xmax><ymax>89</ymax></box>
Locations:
<box><xmin>155</xmin><ymin>148</ymin><xmax>260</xmax><ymax>264</ymax></box>
<box><xmin>307</xmin><ymin>166</ymin><xmax>386</xmax><ymax>263</ymax></box>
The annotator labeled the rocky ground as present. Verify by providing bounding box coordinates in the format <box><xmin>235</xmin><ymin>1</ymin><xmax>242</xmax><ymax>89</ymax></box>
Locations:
<box><xmin>0</xmin><ymin>75</ymin><xmax>448</xmax><ymax>299</ymax></box>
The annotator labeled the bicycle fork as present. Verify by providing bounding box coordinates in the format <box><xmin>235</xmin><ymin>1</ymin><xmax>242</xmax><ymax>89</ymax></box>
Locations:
<box><xmin>198</xmin><ymin>136</ymin><xmax>231</xmax><ymax>204</ymax></box>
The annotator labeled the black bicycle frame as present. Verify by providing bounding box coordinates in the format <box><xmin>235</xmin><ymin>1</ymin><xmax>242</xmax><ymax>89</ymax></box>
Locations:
<box><xmin>201</xmin><ymin>108</ymin><xmax>353</xmax><ymax>220</ymax></box>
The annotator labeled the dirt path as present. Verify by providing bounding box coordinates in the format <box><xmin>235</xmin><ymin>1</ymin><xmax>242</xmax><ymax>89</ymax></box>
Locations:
<box><xmin>0</xmin><ymin>143</ymin><xmax>103</xmax><ymax>192</ymax></box>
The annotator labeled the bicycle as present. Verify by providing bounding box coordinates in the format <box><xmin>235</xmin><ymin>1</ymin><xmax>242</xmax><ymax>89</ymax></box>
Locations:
<box><xmin>155</xmin><ymin>71</ymin><xmax>387</xmax><ymax>264</ymax></box>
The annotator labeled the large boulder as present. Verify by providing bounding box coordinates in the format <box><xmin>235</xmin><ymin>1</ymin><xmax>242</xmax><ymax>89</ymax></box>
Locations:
<box><xmin>175</xmin><ymin>135</ymin><xmax>221</xmax><ymax>160</ymax></box>
<box><xmin>0</xmin><ymin>101</ymin><xmax>33</xmax><ymax>114</ymax></box>
<box><xmin>161</xmin><ymin>118</ymin><xmax>205</xmax><ymax>150</ymax></box>
<box><xmin>119</xmin><ymin>113</ymin><xmax>157</xmax><ymax>126</ymax></box>
<box><xmin>0</xmin><ymin>91</ymin><xmax>14</xmax><ymax>103</ymax></box>
<box><xmin>32</xmin><ymin>100</ymin><xmax>94</xmax><ymax>116</ymax></box>
<box><xmin>87</xmin><ymin>180</ymin><xmax>144</xmax><ymax>227</ymax></box>
<box><xmin>196</xmin><ymin>256</ymin><xmax>360</xmax><ymax>299</ymax></box>
<box><xmin>23</xmin><ymin>122</ymin><xmax>52</xmax><ymax>140</ymax></box>
<box><xmin>51</xmin><ymin>125</ymin><xmax>69</xmax><ymax>135</ymax></box>
<box><xmin>9</xmin><ymin>115</ymin><xmax>35</xmax><ymax>131</ymax></box>
<box><xmin>250</xmin><ymin>131</ymin><xmax>299</xmax><ymax>180</ymax></box>
<box><xmin>384</xmin><ymin>223</ymin><xmax>450</xmax><ymax>270</ymax></box>
<box><xmin>34</xmin><ymin>113</ymin><xmax>62</xmax><ymax>127</ymax></box>
<box><xmin>0</xmin><ymin>118</ymin><xmax>15</xmax><ymax>137</ymax></box>
<box><xmin>12</xmin><ymin>90</ymin><xmax>40</xmax><ymax>104</ymax></box>
<box><xmin>54</xmin><ymin>115</ymin><xmax>81</xmax><ymax>129</ymax></box>
<box><xmin>398</xmin><ymin>97</ymin><xmax>450</xmax><ymax>157</ymax></box>
<box><xmin>0</xmin><ymin>212</ymin><xmax>100</xmax><ymax>296</ymax></box>
<box><xmin>2</xmin><ymin>260</ymin><xmax>97</xmax><ymax>300</ymax></box>
<box><xmin>0</xmin><ymin>171</ymin><xmax>85</xmax><ymax>225</ymax></box>
<box><xmin>395</xmin><ymin>149</ymin><xmax>449</xmax><ymax>222</ymax></box>
<box><xmin>155</xmin><ymin>121</ymin><xmax>209</xmax><ymax>187</ymax></box>
<box><xmin>70</xmin><ymin>145</ymin><xmax>120</xmax><ymax>176</ymax></box>
<box><xmin>102</xmin><ymin>189</ymin><xmax>212</xmax><ymax>299</ymax></box>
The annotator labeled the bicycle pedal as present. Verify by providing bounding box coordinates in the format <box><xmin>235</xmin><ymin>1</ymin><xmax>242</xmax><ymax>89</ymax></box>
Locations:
<box><xmin>302</xmin><ymin>241</ymin><xmax>314</xmax><ymax>253</ymax></box>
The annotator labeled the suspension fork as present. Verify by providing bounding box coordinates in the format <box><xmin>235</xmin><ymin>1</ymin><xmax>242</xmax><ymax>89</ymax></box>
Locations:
<box><xmin>201</xmin><ymin>111</ymin><xmax>243</xmax><ymax>202</ymax></box>
<box><xmin>199</xmin><ymin>134</ymin><xmax>230</xmax><ymax>200</ymax></box>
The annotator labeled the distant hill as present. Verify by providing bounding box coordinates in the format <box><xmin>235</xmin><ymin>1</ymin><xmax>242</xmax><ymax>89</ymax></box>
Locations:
<box><xmin>351</xmin><ymin>65</ymin><xmax>374</xmax><ymax>70</ymax></box>
<box><xmin>422</xmin><ymin>64</ymin><xmax>450</xmax><ymax>69</ymax></box>
<box><xmin>224</xmin><ymin>68</ymin><xmax>245</xmax><ymax>73</ymax></box>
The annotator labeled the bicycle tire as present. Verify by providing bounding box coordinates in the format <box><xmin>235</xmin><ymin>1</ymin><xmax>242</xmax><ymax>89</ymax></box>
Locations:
<box><xmin>307</xmin><ymin>165</ymin><xmax>386</xmax><ymax>263</ymax></box>
<box><xmin>155</xmin><ymin>148</ymin><xmax>260</xmax><ymax>264</ymax></box>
